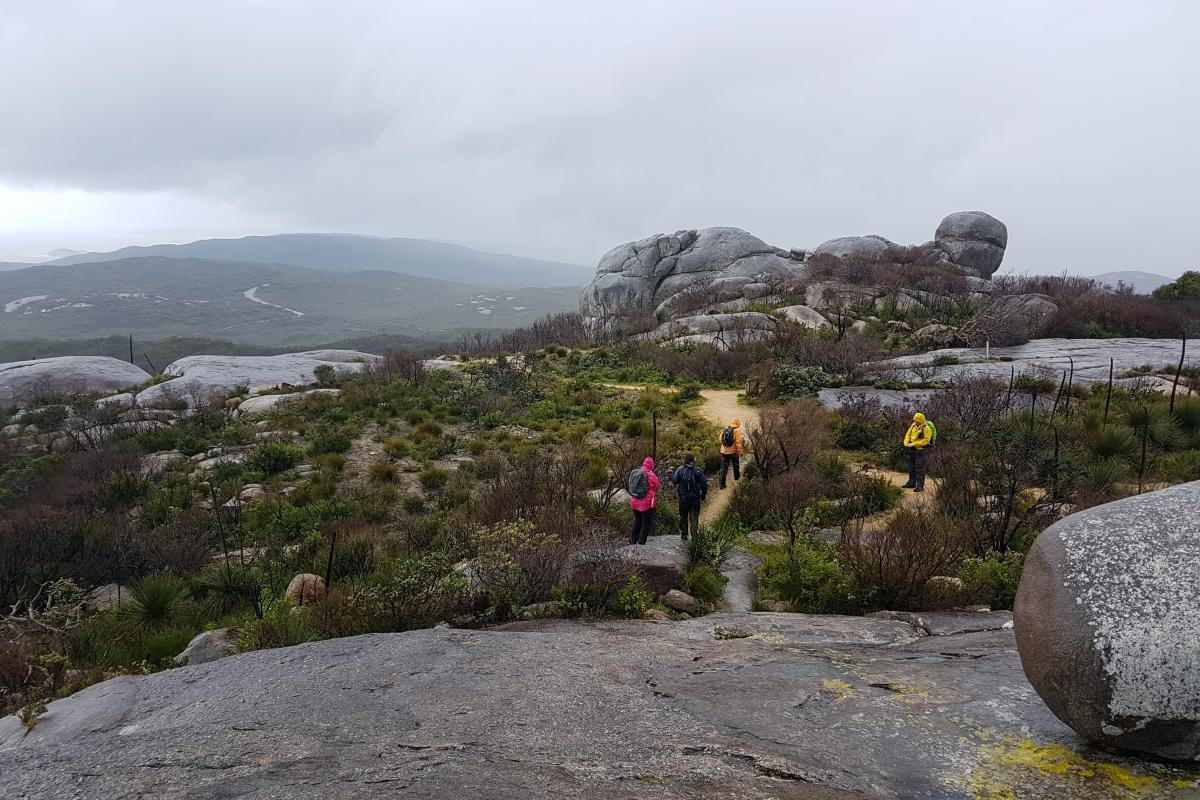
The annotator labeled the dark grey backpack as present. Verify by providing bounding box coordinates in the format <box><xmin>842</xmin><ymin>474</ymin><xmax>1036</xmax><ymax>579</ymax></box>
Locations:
<box><xmin>628</xmin><ymin>468</ymin><xmax>650</xmax><ymax>499</ymax></box>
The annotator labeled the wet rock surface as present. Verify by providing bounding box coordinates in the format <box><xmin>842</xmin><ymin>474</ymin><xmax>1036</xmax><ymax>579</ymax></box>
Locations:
<box><xmin>3</xmin><ymin>613</ymin><xmax>1194</xmax><ymax>799</ymax></box>
<box><xmin>1016</xmin><ymin>482</ymin><xmax>1200</xmax><ymax>760</ymax></box>
<box><xmin>875</xmin><ymin>337</ymin><xmax>1189</xmax><ymax>386</ymax></box>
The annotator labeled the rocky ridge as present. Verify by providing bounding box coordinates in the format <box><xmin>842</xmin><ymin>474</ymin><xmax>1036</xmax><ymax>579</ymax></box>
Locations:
<box><xmin>580</xmin><ymin>211</ymin><xmax>1054</xmax><ymax>348</ymax></box>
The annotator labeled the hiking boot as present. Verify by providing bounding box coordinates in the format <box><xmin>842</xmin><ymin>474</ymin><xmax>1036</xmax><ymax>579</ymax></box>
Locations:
<box><xmin>913</xmin><ymin>486</ymin><xmax>924</xmax><ymax>493</ymax></box>
<box><xmin>901</xmin><ymin>482</ymin><xmax>915</xmax><ymax>489</ymax></box>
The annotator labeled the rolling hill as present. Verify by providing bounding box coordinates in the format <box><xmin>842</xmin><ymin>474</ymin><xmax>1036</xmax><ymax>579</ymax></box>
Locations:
<box><xmin>46</xmin><ymin>233</ymin><xmax>591</xmax><ymax>287</ymax></box>
<box><xmin>1092</xmin><ymin>270</ymin><xmax>1173</xmax><ymax>293</ymax></box>
<box><xmin>0</xmin><ymin>257</ymin><xmax>578</xmax><ymax>347</ymax></box>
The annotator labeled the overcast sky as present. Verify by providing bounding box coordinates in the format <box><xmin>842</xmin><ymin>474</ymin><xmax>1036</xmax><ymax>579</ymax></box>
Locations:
<box><xmin>1</xmin><ymin>0</ymin><xmax>1197</xmax><ymax>275</ymax></box>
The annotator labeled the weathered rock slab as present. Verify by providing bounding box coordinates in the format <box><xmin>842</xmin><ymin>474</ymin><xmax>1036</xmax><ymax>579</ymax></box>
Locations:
<box><xmin>136</xmin><ymin>351</ymin><xmax>378</xmax><ymax>407</ymax></box>
<box><xmin>0</xmin><ymin>356</ymin><xmax>150</xmax><ymax>407</ymax></box>
<box><xmin>2</xmin><ymin>613</ymin><xmax>1192</xmax><ymax>799</ymax></box>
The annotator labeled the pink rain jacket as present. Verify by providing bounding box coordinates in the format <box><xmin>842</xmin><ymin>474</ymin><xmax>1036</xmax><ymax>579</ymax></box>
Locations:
<box><xmin>629</xmin><ymin>457</ymin><xmax>660</xmax><ymax>512</ymax></box>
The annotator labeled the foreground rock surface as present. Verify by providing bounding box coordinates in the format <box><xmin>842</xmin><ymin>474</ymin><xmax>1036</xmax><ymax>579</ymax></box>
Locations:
<box><xmin>1016</xmin><ymin>481</ymin><xmax>1200</xmax><ymax>760</ymax></box>
<box><xmin>0</xmin><ymin>356</ymin><xmax>149</xmax><ymax>406</ymax></box>
<box><xmin>3</xmin><ymin>613</ymin><xmax>1193</xmax><ymax>799</ymax></box>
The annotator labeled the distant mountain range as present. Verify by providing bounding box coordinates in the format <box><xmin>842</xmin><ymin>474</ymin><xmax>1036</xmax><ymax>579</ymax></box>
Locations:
<box><xmin>0</xmin><ymin>257</ymin><xmax>578</xmax><ymax>347</ymax></box>
<box><xmin>45</xmin><ymin>233</ymin><xmax>592</xmax><ymax>287</ymax></box>
<box><xmin>1091</xmin><ymin>270</ymin><xmax>1174</xmax><ymax>293</ymax></box>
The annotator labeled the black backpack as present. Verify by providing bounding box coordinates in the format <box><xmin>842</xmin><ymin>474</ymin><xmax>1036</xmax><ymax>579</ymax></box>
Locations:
<box><xmin>628</xmin><ymin>468</ymin><xmax>650</xmax><ymax>499</ymax></box>
<box><xmin>721</xmin><ymin>426</ymin><xmax>736</xmax><ymax>447</ymax></box>
<box><xmin>679</xmin><ymin>465</ymin><xmax>702</xmax><ymax>498</ymax></box>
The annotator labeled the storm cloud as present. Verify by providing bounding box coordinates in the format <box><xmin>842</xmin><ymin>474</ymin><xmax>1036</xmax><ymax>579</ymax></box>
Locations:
<box><xmin>1</xmin><ymin>0</ymin><xmax>1197</xmax><ymax>274</ymax></box>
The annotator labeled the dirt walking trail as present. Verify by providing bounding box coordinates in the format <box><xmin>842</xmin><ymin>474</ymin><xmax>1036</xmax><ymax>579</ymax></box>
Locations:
<box><xmin>695</xmin><ymin>389</ymin><xmax>760</xmax><ymax>525</ymax></box>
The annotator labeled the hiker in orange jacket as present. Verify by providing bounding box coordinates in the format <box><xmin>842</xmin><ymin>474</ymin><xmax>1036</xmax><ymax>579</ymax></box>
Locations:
<box><xmin>717</xmin><ymin>418</ymin><xmax>745</xmax><ymax>490</ymax></box>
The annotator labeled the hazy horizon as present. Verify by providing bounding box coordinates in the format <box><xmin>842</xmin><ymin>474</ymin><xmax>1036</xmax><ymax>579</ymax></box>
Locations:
<box><xmin>2</xmin><ymin>1</ymin><xmax>1198</xmax><ymax>277</ymax></box>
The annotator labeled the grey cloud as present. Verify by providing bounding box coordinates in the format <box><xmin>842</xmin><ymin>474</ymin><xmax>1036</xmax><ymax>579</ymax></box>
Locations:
<box><xmin>1</xmin><ymin>0</ymin><xmax>1198</xmax><ymax>274</ymax></box>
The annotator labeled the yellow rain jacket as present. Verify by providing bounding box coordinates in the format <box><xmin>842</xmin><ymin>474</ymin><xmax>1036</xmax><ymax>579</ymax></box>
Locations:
<box><xmin>904</xmin><ymin>413</ymin><xmax>933</xmax><ymax>449</ymax></box>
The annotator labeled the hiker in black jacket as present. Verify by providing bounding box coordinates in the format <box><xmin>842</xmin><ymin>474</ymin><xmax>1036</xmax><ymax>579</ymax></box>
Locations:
<box><xmin>670</xmin><ymin>453</ymin><xmax>708</xmax><ymax>541</ymax></box>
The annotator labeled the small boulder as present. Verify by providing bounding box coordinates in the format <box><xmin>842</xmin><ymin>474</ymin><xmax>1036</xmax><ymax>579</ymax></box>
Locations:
<box><xmin>644</xmin><ymin>609</ymin><xmax>673</xmax><ymax>622</ymax></box>
<box><xmin>519</xmin><ymin>601</ymin><xmax>567</xmax><ymax>620</ymax></box>
<box><xmin>141</xmin><ymin>451</ymin><xmax>186</xmax><ymax>477</ymax></box>
<box><xmin>239</xmin><ymin>484</ymin><xmax>266</xmax><ymax>501</ymax></box>
<box><xmin>174</xmin><ymin>627</ymin><xmax>240</xmax><ymax>666</ymax></box>
<box><xmin>773</xmin><ymin>304</ymin><xmax>829</xmax><ymax>330</ymax></box>
<box><xmin>285</xmin><ymin>573</ymin><xmax>327</xmax><ymax>606</ymax></box>
<box><xmin>660</xmin><ymin>589</ymin><xmax>701</xmax><ymax>614</ymax></box>
<box><xmin>83</xmin><ymin>583</ymin><xmax>128</xmax><ymax>613</ymax></box>
<box><xmin>618</xmin><ymin>540</ymin><xmax>687</xmax><ymax>596</ymax></box>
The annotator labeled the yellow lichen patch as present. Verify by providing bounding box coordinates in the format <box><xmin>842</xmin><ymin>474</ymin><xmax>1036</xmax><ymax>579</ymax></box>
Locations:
<box><xmin>1096</xmin><ymin>764</ymin><xmax>1160</xmax><ymax>794</ymax></box>
<box><xmin>870</xmin><ymin>682</ymin><xmax>930</xmax><ymax>703</ymax></box>
<box><xmin>970</xmin><ymin>736</ymin><xmax>1166</xmax><ymax>800</ymax></box>
<box><xmin>821</xmin><ymin>678</ymin><xmax>854</xmax><ymax>700</ymax></box>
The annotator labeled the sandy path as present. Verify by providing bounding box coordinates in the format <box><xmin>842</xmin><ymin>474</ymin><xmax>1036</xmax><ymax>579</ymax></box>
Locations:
<box><xmin>695</xmin><ymin>389</ymin><xmax>760</xmax><ymax>525</ymax></box>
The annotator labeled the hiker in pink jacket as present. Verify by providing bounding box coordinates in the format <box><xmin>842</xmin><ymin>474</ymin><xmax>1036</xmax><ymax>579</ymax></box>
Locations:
<box><xmin>627</xmin><ymin>456</ymin><xmax>660</xmax><ymax>545</ymax></box>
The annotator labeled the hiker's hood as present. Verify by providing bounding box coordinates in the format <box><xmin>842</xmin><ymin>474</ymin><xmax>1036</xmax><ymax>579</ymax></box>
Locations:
<box><xmin>731</xmin><ymin>418</ymin><xmax>741</xmax><ymax>428</ymax></box>
<box><xmin>642</xmin><ymin>457</ymin><xmax>655</xmax><ymax>471</ymax></box>
<box><xmin>913</xmin><ymin>413</ymin><xmax>926</xmax><ymax>425</ymax></box>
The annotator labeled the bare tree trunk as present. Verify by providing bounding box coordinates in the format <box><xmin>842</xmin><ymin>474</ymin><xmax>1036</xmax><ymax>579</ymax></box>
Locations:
<box><xmin>1170</xmin><ymin>334</ymin><xmax>1187</xmax><ymax>414</ymax></box>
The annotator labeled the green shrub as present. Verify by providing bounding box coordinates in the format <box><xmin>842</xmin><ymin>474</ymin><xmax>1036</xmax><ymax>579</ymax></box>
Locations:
<box><xmin>685</xmin><ymin>516</ymin><xmax>743</xmax><ymax>569</ymax></box>
<box><xmin>757</xmin><ymin>539</ymin><xmax>862</xmax><ymax>614</ymax></box>
<box><xmin>419</xmin><ymin>466</ymin><xmax>451</xmax><ymax>490</ymax></box>
<box><xmin>245</xmin><ymin>441</ymin><xmax>304</xmax><ymax>475</ymax></box>
<box><xmin>831</xmin><ymin>415</ymin><xmax>890</xmax><ymax>451</ymax></box>
<box><xmin>611</xmin><ymin>575</ymin><xmax>654</xmax><ymax>618</ymax></box>
<box><xmin>827</xmin><ymin>476</ymin><xmax>901</xmax><ymax>523</ymax></box>
<box><xmin>682</xmin><ymin>564</ymin><xmax>726</xmax><ymax>604</ymax></box>
<box><xmin>119</xmin><ymin>573</ymin><xmax>192</xmax><ymax>632</ymax></box>
<box><xmin>383</xmin><ymin>436</ymin><xmax>409</xmax><ymax>458</ymax></box>
<box><xmin>98</xmin><ymin>470</ymin><xmax>151</xmax><ymax>507</ymax></box>
<box><xmin>237</xmin><ymin>603</ymin><xmax>318</xmax><ymax>651</ymax></box>
<box><xmin>402</xmin><ymin>494</ymin><xmax>426</xmax><ymax>514</ymax></box>
<box><xmin>932</xmin><ymin>355</ymin><xmax>960</xmax><ymax>366</ymax></box>
<box><xmin>772</xmin><ymin>365</ymin><xmax>830</xmax><ymax>398</ymax></box>
<box><xmin>622</xmin><ymin>418</ymin><xmax>649</xmax><ymax>437</ymax></box>
<box><xmin>308</xmin><ymin>425</ymin><xmax>354</xmax><ymax>455</ymax></box>
<box><xmin>959</xmin><ymin>551</ymin><xmax>1025</xmax><ymax>610</ymax></box>
<box><xmin>1156</xmin><ymin>450</ymin><xmax>1200</xmax><ymax>483</ymax></box>
<box><xmin>368</xmin><ymin>459</ymin><xmax>398</xmax><ymax>483</ymax></box>
<box><xmin>872</xmin><ymin>378</ymin><xmax>909</xmax><ymax>391</ymax></box>
<box><xmin>594</xmin><ymin>414</ymin><xmax>621</xmax><ymax>433</ymax></box>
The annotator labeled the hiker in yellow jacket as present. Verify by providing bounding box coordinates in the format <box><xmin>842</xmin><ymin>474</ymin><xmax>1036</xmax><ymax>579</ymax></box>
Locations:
<box><xmin>902</xmin><ymin>412</ymin><xmax>934</xmax><ymax>492</ymax></box>
<box><xmin>717</xmin><ymin>418</ymin><xmax>745</xmax><ymax>490</ymax></box>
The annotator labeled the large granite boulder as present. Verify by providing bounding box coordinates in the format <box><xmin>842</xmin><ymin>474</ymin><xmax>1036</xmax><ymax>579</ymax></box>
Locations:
<box><xmin>935</xmin><ymin>211</ymin><xmax>1008</xmax><ymax>278</ymax></box>
<box><xmin>580</xmin><ymin>227</ymin><xmax>804</xmax><ymax>335</ymax></box>
<box><xmin>0</xmin><ymin>356</ymin><xmax>150</xmax><ymax>407</ymax></box>
<box><xmin>1015</xmin><ymin>482</ymin><xmax>1200</xmax><ymax>760</ymax></box>
<box><xmin>135</xmin><ymin>351</ymin><xmax>379</xmax><ymax>407</ymax></box>
<box><xmin>3</xmin><ymin>612</ymin><xmax>1193</xmax><ymax>799</ymax></box>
